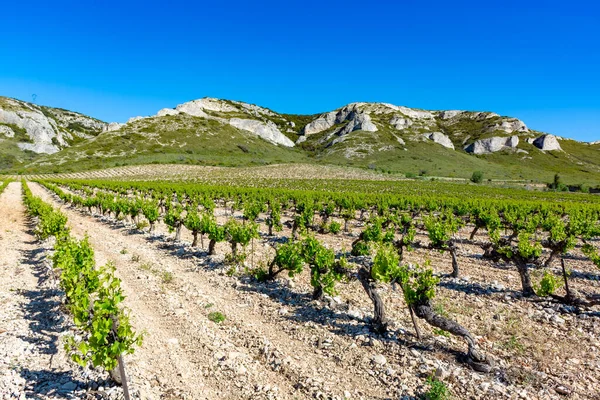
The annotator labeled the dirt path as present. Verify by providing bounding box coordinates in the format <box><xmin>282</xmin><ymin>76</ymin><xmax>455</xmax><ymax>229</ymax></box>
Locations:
<box><xmin>29</xmin><ymin>183</ymin><xmax>407</xmax><ymax>400</ymax></box>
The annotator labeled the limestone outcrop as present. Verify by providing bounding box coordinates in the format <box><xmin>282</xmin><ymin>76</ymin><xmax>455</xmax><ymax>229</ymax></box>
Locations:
<box><xmin>0</xmin><ymin>97</ymin><xmax>106</xmax><ymax>154</ymax></box>
<box><xmin>464</xmin><ymin>136</ymin><xmax>519</xmax><ymax>154</ymax></box>
<box><xmin>229</xmin><ymin>118</ymin><xmax>294</xmax><ymax>147</ymax></box>
<box><xmin>533</xmin><ymin>134</ymin><xmax>562</xmax><ymax>151</ymax></box>
<box><xmin>302</xmin><ymin>103</ymin><xmax>378</xmax><ymax>136</ymax></box>
<box><xmin>422</xmin><ymin>132</ymin><xmax>455</xmax><ymax>149</ymax></box>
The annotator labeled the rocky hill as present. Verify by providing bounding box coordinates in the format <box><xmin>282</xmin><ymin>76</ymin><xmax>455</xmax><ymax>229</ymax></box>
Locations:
<box><xmin>0</xmin><ymin>96</ymin><xmax>106</xmax><ymax>169</ymax></box>
<box><xmin>2</xmin><ymin>96</ymin><xmax>599</xmax><ymax>184</ymax></box>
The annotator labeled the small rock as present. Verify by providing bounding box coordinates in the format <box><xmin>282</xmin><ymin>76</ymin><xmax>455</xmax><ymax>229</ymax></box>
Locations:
<box><xmin>556</xmin><ymin>385</ymin><xmax>571</xmax><ymax>395</ymax></box>
<box><xmin>371</xmin><ymin>354</ymin><xmax>387</xmax><ymax>366</ymax></box>
<box><xmin>60</xmin><ymin>382</ymin><xmax>77</xmax><ymax>392</ymax></box>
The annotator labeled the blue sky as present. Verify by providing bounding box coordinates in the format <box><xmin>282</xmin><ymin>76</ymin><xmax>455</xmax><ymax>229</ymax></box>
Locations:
<box><xmin>1</xmin><ymin>0</ymin><xmax>599</xmax><ymax>141</ymax></box>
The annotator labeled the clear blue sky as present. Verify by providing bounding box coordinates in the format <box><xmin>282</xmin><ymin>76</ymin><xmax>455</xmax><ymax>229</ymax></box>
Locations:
<box><xmin>1</xmin><ymin>0</ymin><xmax>599</xmax><ymax>141</ymax></box>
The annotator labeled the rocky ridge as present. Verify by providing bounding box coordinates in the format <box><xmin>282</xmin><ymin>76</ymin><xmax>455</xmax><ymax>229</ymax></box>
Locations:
<box><xmin>295</xmin><ymin>101</ymin><xmax>563</xmax><ymax>157</ymax></box>
<box><xmin>0</xmin><ymin>97</ymin><xmax>106</xmax><ymax>154</ymax></box>
<box><xmin>116</xmin><ymin>98</ymin><xmax>295</xmax><ymax>147</ymax></box>
<box><xmin>0</xmin><ymin>96</ymin><xmax>591</xmax><ymax>177</ymax></box>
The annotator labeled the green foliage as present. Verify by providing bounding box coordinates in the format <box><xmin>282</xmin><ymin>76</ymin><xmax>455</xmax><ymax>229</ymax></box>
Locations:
<box><xmin>534</xmin><ymin>270</ymin><xmax>561</xmax><ymax>297</ymax></box>
<box><xmin>208</xmin><ymin>221</ymin><xmax>226</xmax><ymax>243</ymax></box>
<box><xmin>424</xmin><ymin>376</ymin><xmax>450</xmax><ymax>400</ymax></box>
<box><xmin>225</xmin><ymin>219</ymin><xmax>259</xmax><ymax>248</ymax></box>
<box><xmin>424</xmin><ymin>212</ymin><xmax>460</xmax><ymax>251</ymax></box>
<box><xmin>272</xmin><ymin>241</ymin><xmax>305</xmax><ymax>278</ymax></box>
<box><xmin>433</xmin><ymin>328</ymin><xmax>450</xmax><ymax>337</ymax></box>
<box><xmin>53</xmin><ymin>235</ymin><xmax>99</xmax><ymax>325</ymax></box>
<box><xmin>135</xmin><ymin>220</ymin><xmax>149</xmax><ymax>230</ymax></box>
<box><xmin>141</xmin><ymin>200</ymin><xmax>159</xmax><ymax>224</ymax></box>
<box><xmin>22</xmin><ymin>181</ymin><xmax>69</xmax><ymax>240</ymax></box>
<box><xmin>208</xmin><ymin>311</ymin><xmax>226</xmax><ymax>324</ymax></box>
<box><xmin>582</xmin><ymin>244</ymin><xmax>600</xmax><ymax>268</ymax></box>
<box><xmin>371</xmin><ymin>244</ymin><xmax>401</xmax><ymax>283</ymax></box>
<box><xmin>547</xmin><ymin>173</ymin><xmax>568</xmax><ymax>191</ymax></box>
<box><xmin>470</xmin><ymin>170</ymin><xmax>484</xmax><ymax>183</ymax></box>
<box><xmin>351</xmin><ymin>240</ymin><xmax>371</xmax><ymax>256</ymax></box>
<box><xmin>502</xmin><ymin>335</ymin><xmax>525</xmax><ymax>354</ymax></box>
<box><xmin>397</xmin><ymin>263</ymin><xmax>439</xmax><ymax>306</ymax></box>
<box><xmin>161</xmin><ymin>271</ymin><xmax>174</xmax><ymax>284</ymax></box>
<box><xmin>328</xmin><ymin>220</ymin><xmax>342</xmax><ymax>234</ymax></box>
<box><xmin>243</xmin><ymin>201</ymin><xmax>265</xmax><ymax>221</ymax></box>
<box><xmin>266</xmin><ymin>200</ymin><xmax>283</xmax><ymax>233</ymax></box>
<box><xmin>301</xmin><ymin>236</ymin><xmax>343</xmax><ymax>297</ymax></box>
<box><xmin>67</xmin><ymin>263</ymin><xmax>142</xmax><ymax>371</ymax></box>
<box><xmin>164</xmin><ymin>204</ymin><xmax>183</xmax><ymax>233</ymax></box>
<box><xmin>22</xmin><ymin>181</ymin><xmax>141</xmax><ymax>373</ymax></box>
<box><xmin>516</xmin><ymin>232</ymin><xmax>542</xmax><ymax>259</ymax></box>
<box><xmin>183</xmin><ymin>207</ymin><xmax>201</xmax><ymax>232</ymax></box>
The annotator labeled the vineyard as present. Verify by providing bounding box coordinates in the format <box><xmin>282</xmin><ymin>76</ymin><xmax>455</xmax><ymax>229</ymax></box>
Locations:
<box><xmin>1</xmin><ymin>175</ymin><xmax>600</xmax><ymax>399</ymax></box>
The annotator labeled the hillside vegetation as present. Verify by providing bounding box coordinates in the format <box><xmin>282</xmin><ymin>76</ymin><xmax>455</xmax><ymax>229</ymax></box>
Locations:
<box><xmin>1</xmin><ymin>96</ymin><xmax>599</xmax><ymax>185</ymax></box>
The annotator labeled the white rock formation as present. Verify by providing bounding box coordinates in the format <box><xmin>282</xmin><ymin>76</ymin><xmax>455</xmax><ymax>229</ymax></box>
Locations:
<box><xmin>0</xmin><ymin>97</ymin><xmax>107</xmax><ymax>154</ymax></box>
<box><xmin>389</xmin><ymin>115</ymin><xmax>413</xmax><ymax>130</ymax></box>
<box><xmin>498</xmin><ymin>119</ymin><xmax>528</xmax><ymax>133</ymax></box>
<box><xmin>233</xmin><ymin>101</ymin><xmax>279</xmax><ymax>118</ymax></box>
<box><xmin>336</xmin><ymin>113</ymin><xmax>377</xmax><ymax>136</ymax></box>
<box><xmin>302</xmin><ymin>103</ymin><xmax>378</xmax><ymax>136</ymax></box>
<box><xmin>156</xmin><ymin>108</ymin><xmax>181</xmax><ymax>117</ymax></box>
<box><xmin>229</xmin><ymin>118</ymin><xmax>294</xmax><ymax>147</ymax></box>
<box><xmin>127</xmin><ymin>116</ymin><xmax>145</xmax><ymax>124</ymax></box>
<box><xmin>177</xmin><ymin>98</ymin><xmax>238</xmax><ymax>115</ymax></box>
<box><xmin>0</xmin><ymin>108</ymin><xmax>60</xmax><ymax>153</ymax></box>
<box><xmin>533</xmin><ymin>134</ymin><xmax>562</xmax><ymax>151</ymax></box>
<box><xmin>422</xmin><ymin>132</ymin><xmax>455</xmax><ymax>149</ymax></box>
<box><xmin>382</xmin><ymin>104</ymin><xmax>435</xmax><ymax>120</ymax></box>
<box><xmin>439</xmin><ymin>110</ymin><xmax>464</xmax><ymax>120</ymax></box>
<box><xmin>0</xmin><ymin>125</ymin><xmax>15</xmax><ymax>137</ymax></box>
<box><xmin>465</xmin><ymin>135</ymin><xmax>519</xmax><ymax>154</ymax></box>
<box><xmin>303</xmin><ymin>112</ymin><xmax>337</xmax><ymax>135</ymax></box>
<box><xmin>103</xmin><ymin>122</ymin><xmax>125</xmax><ymax>132</ymax></box>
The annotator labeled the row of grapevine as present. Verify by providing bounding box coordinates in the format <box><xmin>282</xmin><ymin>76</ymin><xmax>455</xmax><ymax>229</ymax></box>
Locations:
<box><xmin>21</xmin><ymin>181</ymin><xmax>142</xmax><ymax>399</ymax></box>
<box><xmin>53</xmin><ymin>179</ymin><xmax>600</xmax><ymax>297</ymax></box>
<box><xmin>43</xmin><ymin>179</ymin><xmax>600</xmax><ymax>303</ymax></box>
<box><xmin>35</xmin><ymin>180</ymin><xmax>530</xmax><ymax>372</ymax></box>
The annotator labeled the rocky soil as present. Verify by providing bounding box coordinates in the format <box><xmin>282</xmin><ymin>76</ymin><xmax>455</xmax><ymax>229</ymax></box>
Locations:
<box><xmin>1</xmin><ymin>181</ymin><xmax>599</xmax><ymax>399</ymax></box>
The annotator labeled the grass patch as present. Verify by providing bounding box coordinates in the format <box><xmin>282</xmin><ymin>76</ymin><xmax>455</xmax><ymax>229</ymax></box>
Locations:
<box><xmin>208</xmin><ymin>311</ymin><xmax>226</xmax><ymax>324</ymax></box>
<box><xmin>161</xmin><ymin>271</ymin><xmax>174</xmax><ymax>284</ymax></box>
<box><xmin>423</xmin><ymin>376</ymin><xmax>451</xmax><ymax>400</ymax></box>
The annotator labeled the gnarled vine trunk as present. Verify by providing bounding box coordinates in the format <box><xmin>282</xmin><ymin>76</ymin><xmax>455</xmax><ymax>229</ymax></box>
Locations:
<box><xmin>312</xmin><ymin>285</ymin><xmax>323</xmax><ymax>300</ymax></box>
<box><xmin>208</xmin><ymin>239</ymin><xmax>217</xmax><ymax>255</ymax></box>
<box><xmin>469</xmin><ymin>225</ymin><xmax>479</xmax><ymax>241</ymax></box>
<box><xmin>449</xmin><ymin>244</ymin><xmax>459</xmax><ymax>278</ymax></box>
<box><xmin>175</xmin><ymin>224</ymin><xmax>182</xmax><ymax>241</ymax></box>
<box><xmin>514</xmin><ymin>259</ymin><xmax>535</xmax><ymax>297</ymax></box>
<box><xmin>191</xmin><ymin>231</ymin><xmax>199</xmax><ymax>247</ymax></box>
<box><xmin>358</xmin><ymin>267</ymin><xmax>388</xmax><ymax>333</ymax></box>
<box><xmin>413</xmin><ymin>300</ymin><xmax>493</xmax><ymax>373</ymax></box>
